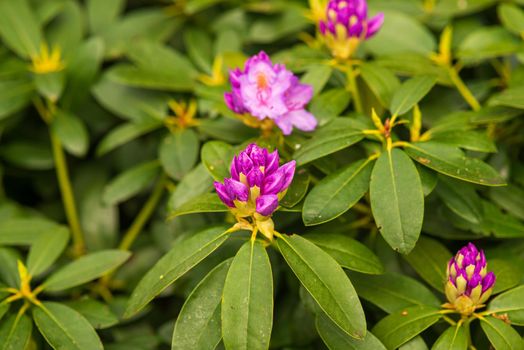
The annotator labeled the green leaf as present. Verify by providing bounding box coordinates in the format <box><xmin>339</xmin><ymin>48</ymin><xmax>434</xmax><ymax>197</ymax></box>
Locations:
<box><xmin>498</xmin><ymin>4</ymin><xmax>524</xmax><ymax>36</ymax></box>
<box><xmin>309</xmin><ymin>89</ymin><xmax>351</xmax><ymax>126</ymax></box>
<box><xmin>0</xmin><ymin>313</ymin><xmax>32</xmax><ymax>350</ymax></box>
<box><xmin>488</xmin><ymin>285</ymin><xmax>524</xmax><ymax>326</ymax></box>
<box><xmin>169</xmin><ymin>193</ymin><xmax>228</xmax><ymax>218</ymax></box>
<box><xmin>66</xmin><ymin>298</ymin><xmax>119</xmax><ymax>330</ymax></box>
<box><xmin>349</xmin><ymin>272</ymin><xmax>441</xmax><ymax>313</ymax></box>
<box><xmin>488</xmin><ymin>86</ymin><xmax>524</xmax><ymax>110</ymax></box>
<box><xmin>201</xmin><ymin>140</ymin><xmax>233</xmax><ymax>182</ymax></box>
<box><xmin>0</xmin><ymin>0</ymin><xmax>41</xmax><ymax>58</ymax></box>
<box><xmin>248</xmin><ymin>7</ymin><xmax>309</xmax><ymax>43</ymax></box>
<box><xmin>103</xmin><ymin>161</ymin><xmax>161</xmax><ymax>205</ymax></box>
<box><xmin>489</xmin><ymin>259</ymin><xmax>522</xmax><ymax>294</ymax></box>
<box><xmin>405</xmin><ymin>142</ymin><xmax>506</xmax><ymax>186</ymax></box>
<box><xmin>172</xmin><ymin>259</ymin><xmax>232</xmax><ymax>350</ymax></box>
<box><xmin>87</xmin><ymin>0</ymin><xmax>125</xmax><ymax>34</ymax></box>
<box><xmin>293</xmin><ymin>122</ymin><xmax>364</xmax><ymax>166</ymax></box>
<box><xmin>0</xmin><ymin>248</ymin><xmax>21</xmax><ymax>287</ymax></box>
<box><xmin>280</xmin><ymin>168</ymin><xmax>310</xmax><ymax>208</ymax></box>
<box><xmin>33</xmin><ymin>302</ymin><xmax>103</xmax><ymax>350</ymax></box>
<box><xmin>370</xmin><ymin>149</ymin><xmax>424</xmax><ymax>254</ymax></box>
<box><xmin>360</xmin><ymin>63</ymin><xmax>401</xmax><ymax>108</ymax></box>
<box><xmin>222</xmin><ymin>240</ymin><xmax>273</xmax><ymax>350</ymax></box>
<box><xmin>300</xmin><ymin>65</ymin><xmax>333</xmax><ymax>96</ymax></box>
<box><xmin>482</xmin><ymin>201</ymin><xmax>524</xmax><ymax>238</ymax></box>
<box><xmin>0</xmin><ymin>77</ymin><xmax>33</xmax><ymax>119</ymax></box>
<box><xmin>96</xmin><ymin>119</ymin><xmax>163</xmax><ymax>156</ymax></box>
<box><xmin>159</xmin><ymin>129</ymin><xmax>199</xmax><ymax>181</ymax></box>
<box><xmin>480</xmin><ymin>316</ymin><xmax>523</xmax><ymax>350</ymax></box>
<box><xmin>435</xmin><ymin>177</ymin><xmax>483</xmax><ymax>224</ymax></box>
<box><xmin>183</xmin><ymin>28</ymin><xmax>212</xmax><ymax>73</ymax></box>
<box><xmin>0</xmin><ymin>218</ymin><xmax>62</xmax><ymax>245</ymax></box>
<box><xmin>390</xmin><ymin>75</ymin><xmax>437</xmax><ymax>116</ymax></box>
<box><xmin>304</xmin><ymin>233</ymin><xmax>383</xmax><ymax>274</ymax></box>
<box><xmin>316</xmin><ymin>313</ymin><xmax>386</xmax><ymax>350</ymax></box>
<box><xmin>432</xmin><ymin>325</ymin><xmax>468</xmax><ymax>350</ymax></box>
<box><xmin>277</xmin><ymin>234</ymin><xmax>366</xmax><ymax>338</ymax></box>
<box><xmin>404</xmin><ymin>236</ymin><xmax>451</xmax><ymax>292</ymax></box>
<box><xmin>27</xmin><ymin>226</ymin><xmax>69</xmax><ymax>276</ymax></box>
<box><xmin>0</xmin><ymin>141</ymin><xmax>53</xmax><ymax>170</ymax></box>
<box><xmin>431</xmin><ymin>130</ymin><xmax>497</xmax><ymax>153</ymax></box>
<box><xmin>457</xmin><ymin>27</ymin><xmax>522</xmax><ymax>63</ymax></box>
<box><xmin>302</xmin><ymin>158</ymin><xmax>374</xmax><ymax>226</ymax></box>
<box><xmin>125</xmin><ymin>226</ymin><xmax>230</xmax><ymax>317</ymax></box>
<box><xmin>489</xmin><ymin>185</ymin><xmax>524</xmax><ymax>221</ymax></box>
<box><xmin>34</xmin><ymin>71</ymin><xmax>65</xmax><ymax>103</ymax></box>
<box><xmin>372</xmin><ymin>306</ymin><xmax>442</xmax><ymax>349</ymax></box>
<box><xmin>43</xmin><ymin>250</ymin><xmax>131</xmax><ymax>291</ymax></box>
<box><xmin>51</xmin><ymin>110</ymin><xmax>89</xmax><ymax>157</ymax></box>
<box><xmin>417</xmin><ymin>164</ymin><xmax>438</xmax><ymax>196</ymax></box>
<box><xmin>168</xmin><ymin>163</ymin><xmax>213</xmax><ymax>211</ymax></box>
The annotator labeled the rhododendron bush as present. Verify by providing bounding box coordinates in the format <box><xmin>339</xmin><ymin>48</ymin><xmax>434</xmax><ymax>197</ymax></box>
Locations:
<box><xmin>0</xmin><ymin>0</ymin><xmax>523</xmax><ymax>349</ymax></box>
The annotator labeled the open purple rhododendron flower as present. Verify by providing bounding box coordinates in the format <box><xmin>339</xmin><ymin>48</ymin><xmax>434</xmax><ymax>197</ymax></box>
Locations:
<box><xmin>319</xmin><ymin>0</ymin><xmax>384</xmax><ymax>59</ymax></box>
<box><xmin>445</xmin><ymin>243</ymin><xmax>496</xmax><ymax>315</ymax></box>
<box><xmin>224</xmin><ymin>51</ymin><xmax>317</xmax><ymax>135</ymax></box>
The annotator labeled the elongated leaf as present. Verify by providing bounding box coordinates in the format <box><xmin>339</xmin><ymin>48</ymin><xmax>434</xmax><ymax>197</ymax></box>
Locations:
<box><xmin>33</xmin><ymin>302</ymin><xmax>103</xmax><ymax>350</ymax></box>
<box><xmin>435</xmin><ymin>177</ymin><xmax>483</xmax><ymax>224</ymax></box>
<box><xmin>316</xmin><ymin>313</ymin><xmax>386</xmax><ymax>350</ymax></box>
<box><xmin>0</xmin><ymin>313</ymin><xmax>32</xmax><ymax>350</ymax></box>
<box><xmin>0</xmin><ymin>248</ymin><xmax>21</xmax><ymax>287</ymax></box>
<box><xmin>309</xmin><ymin>88</ymin><xmax>351</xmax><ymax>126</ymax></box>
<box><xmin>172</xmin><ymin>259</ymin><xmax>232</xmax><ymax>350</ymax></box>
<box><xmin>0</xmin><ymin>77</ymin><xmax>33</xmax><ymax>119</ymax></box>
<box><xmin>277</xmin><ymin>234</ymin><xmax>366</xmax><ymax>338</ymax></box>
<box><xmin>169</xmin><ymin>164</ymin><xmax>213</xmax><ymax>210</ymax></box>
<box><xmin>390</xmin><ymin>76</ymin><xmax>437</xmax><ymax>116</ymax></box>
<box><xmin>489</xmin><ymin>259</ymin><xmax>521</xmax><ymax>294</ymax></box>
<box><xmin>51</xmin><ymin>110</ymin><xmax>89</xmax><ymax>157</ymax></box>
<box><xmin>96</xmin><ymin>119</ymin><xmax>163</xmax><ymax>156</ymax></box>
<box><xmin>404</xmin><ymin>236</ymin><xmax>451</xmax><ymax>291</ymax></box>
<box><xmin>302</xmin><ymin>158</ymin><xmax>374</xmax><ymax>226</ymax></box>
<box><xmin>66</xmin><ymin>298</ymin><xmax>119</xmax><ymax>329</ymax></box>
<box><xmin>457</xmin><ymin>27</ymin><xmax>521</xmax><ymax>63</ymax></box>
<box><xmin>488</xmin><ymin>285</ymin><xmax>524</xmax><ymax>326</ymax></box>
<box><xmin>301</xmin><ymin>65</ymin><xmax>332</xmax><ymax>96</ymax></box>
<box><xmin>280</xmin><ymin>168</ymin><xmax>310</xmax><ymax>208</ymax></box>
<box><xmin>360</xmin><ymin>63</ymin><xmax>401</xmax><ymax>108</ymax></box>
<box><xmin>125</xmin><ymin>226</ymin><xmax>230</xmax><ymax>317</ymax></box>
<box><xmin>103</xmin><ymin>161</ymin><xmax>161</xmax><ymax>205</ymax></box>
<box><xmin>0</xmin><ymin>0</ymin><xmax>41</xmax><ymax>58</ymax></box>
<box><xmin>27</xmin><ymin>227</ymin><xmax>69</xmax><ymax>276</ymax></box>
<box><xmin>480</xmin><ymin>316</ymin><xmax>523</xmax><ymax>350</ymax></box>
<box><xmin>349</xmin><ymin>272</ymin><xmax>441</xmax><ymax>313</ymax></box>
<box><xmin>488</xmin><ymin>86</ymin><xmax>524</xmax><ymax>110</ymax></box>
<box><xmin>201</xmin><ymin>141</ymin><xmax>233</xmax><ymax>182</ymax></box>
<box><xmin>432</xmin><ymin>325</ymin><xmax>468</xmax><ymax>350</ymax></box>
<box><xmin>372</xmin><ymin>306</ymin><xmax>442</xmax><ymax>349</ymax></box>
<box><xmin>405</xmin><ymin>142</ymin><xmax>505</xmax><ymax>186</ymax></box>
<box><xmin>0</xmin><ymin>218</ymin><xmax>62</xmax><ymax>245</ymax></box>
<box><xmin>222</xmin><ymin>241</ymin><xmax>273</xmax><ymax>350</ymax></box>
<box><xmin>305</xmin><ymin>233</ymin><xmax>383</xmax><ymax>274</ymax></box>
<box><xmin>370</xmin><ymin>149</ymin><xmax>424</xmax><ymax>254</ymax></box>
<box><xmin>160</xmin><ymin>129</ymin><xmax>199</xmax><ymax>181</ymax></box>
<box><xmin>43</xmin><ymin>250</ymin><xmax>131</xmax><ymax>291</ymax></box>
<box><xmin>169</xmin><ymin>193</ymin><xmax>228</xmax><ymax>218</ymax></box>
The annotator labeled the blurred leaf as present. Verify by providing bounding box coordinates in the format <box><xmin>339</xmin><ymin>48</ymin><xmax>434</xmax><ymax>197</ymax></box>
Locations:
<box><xmin>27</xmin><ymin>226</ymin><xmax>69</xmax><ymax>276</ymax></box>
<box><xmin>432</xmin><ymin>325</ymin><xmax>468</xmax><ymax>350</ymax></box>
<box><xmin>370</xmin><ymin>149</ymin><xmax>424</xmax><ymax>254</ymax></box>
<box><xmin>489</xmin><ymin>259</ymin><xmax>522</xmax><ymax>294</ymax></box>
<box><xmin>488</xmin><ymin>86</ymin><xmax>524</xmax><ymax>109</ymax></box>
<box><xmin>160</xmin><ymin>129</ymin><xmax>199</xmax><ymax>181</ymax></box>
<box><xmin>309</xmin><ymin>89</ymin><xmax>351</xmax><ymax>126</ymax></box>
<box><xmin>184</xmin><ymin>28</ymin><xmax>212</xmax><ymax>73</ymax></box>
<box><xmin>0</xmin><ymin>313</ymin><xmax>32</xmax><ymax>349</ymax></box>
<box><xmin>280</xmin><ymin>168</ymin><xmax>309</xmax><ymax>208</ymax></box>
<box><xmin>457</xmin><ymin>27</ymin><xmax>523</xmax><ymax>63</ymax></box>
<box><xmin>51</xmin><ymin>110</ymin><xmax>89</xmax><ymax>157</ymax></box>
<box><xmin>498</xmin><ymin>4</ymin><xmax>524</xmax><ymax>37</ymax></box>
<box><xmin>66</xmin><ymin>298</ymin><xmax>119</xmax><ymax>330</ymax></box>
<box><xmin>103</xmin><ymin>161</ymin><xmax>160</xmax><ymax>205</ymax></box>
<box><xmin>169</xmin><ymin>193</ymin><xmax>228</xmax><ymax>218</ymax></box>
<box><xmin>87</xmin><ymin>0</ymin><xmax>125</xmax><ymax>34</ymax></box>
<box><xmin>43</xmin><ymin>250</ymin><xmax>131</xmax><ymax>291</ymax></box>
<box><xmin>33</xmin><ymin>302</ymin><xmax>103</xmax><ymax>350</ymax></box>
<box><xmin>0</xmin><ymin>78</ymin><xmax>33</xmax><ymax>119</ymax></box>
<box><xmin>0</xmin><ymin>218</ymin><xmax>62</xmax><ymax>245</ymax></box>
<box><xmin>482</xmin><ymin>201</ymin><xmax>524</xmax><ymax>238</ymax></box>
<box><xmin>0</xmin><ymin>141</ymin><xmax>53</xmax><ymax>170</ymax></box>
<box><xmin>489</xmin><ymin>185</ymin><xmax>524</xmax><ymax>220</ymax></box>
<box><xmin>248</xmin><ymin>7</ymin><xmax>309</xmax><ymax>43</ymax></box>
<box><xmin>488</xmin><ymin>285</ymin><xmax>524</xmax><ymax>326</ymax></box>
<box><xmin>168</xmin><ymin>164</ymin><xmax>213</xmax><ymax>211</ymax></box>
<box><xmin>96</xmin><ymin>119</ymin><xmax>163</xmax><ymax>156</ymax></box>
<box><xmin>277</xmin><ymin>234</ymin><xmax>366</xmax><ymax>339</ymax></box>
<box><xmin>0</xmin><ymin>248</ymin><xmax>20</xmax><ymax>287</ymax></box>
<box><xmin>0</xmin><ymin>0</ymin><xmax>41</xmax><ymax>58</ymax></box>
<box><xmin>300</xmin><ymin>65</ymin><xmax>333</xmax><ymax>96</ymax></box>
<box><xmin>480</xmin><ymin>316</ymin><xmax>522</xmax><ymax>350</ymax></box>
<box><xmin>361</xmin><ymin>63</ymin><xmax>401</xmax><ymax>108</ymax></box>
<box><xmin>435</xmin><ymin>177</ymin><xmax>483</xmax><ymax>224</ymax></box>
<box><xmin>201</xmin><ymin>140</ymin><xmax>233</xmax><ymax>182</ymax></box>
<box><xmin>222</xmin><ymin>241</ymin><xmax>273</xmax><ymax>350</ymax></box>
<box><xmin>390</xmin><ymin>76</ymin><xmax>437</xmax><ymax>116</ymax></box>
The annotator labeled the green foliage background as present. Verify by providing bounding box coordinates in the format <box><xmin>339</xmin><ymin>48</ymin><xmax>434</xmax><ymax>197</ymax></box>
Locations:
<box><xmin>0</xmin><ymin>0</ymin><xmax>523</xmax><ymax>349</ymax></box>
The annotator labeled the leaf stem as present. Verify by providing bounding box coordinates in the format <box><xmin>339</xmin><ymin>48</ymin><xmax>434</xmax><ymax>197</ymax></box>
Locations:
<box><xmin>346</xmin><ymin>62</ymin><xmax>363</xmax><ymax>113</ymax></box>
<box><xmin>448</xmin><ymin>67</ymin><xmax>481</xmax><ymax>111</ymax></box>
<box><xmin>49</xmin><ymin>129</ymin><xmax>85</xmax><ymax>257</ymax></box>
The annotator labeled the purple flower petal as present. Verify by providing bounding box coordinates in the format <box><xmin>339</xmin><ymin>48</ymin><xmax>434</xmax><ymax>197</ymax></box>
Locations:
<box><xmin>482</xmin><ymin>272</ymin><xmax>496</xmax><ymax>292</ymax></box>
<box><xmin>279</xmin><ymin>160</ymin><xmax>296</xmax><ymax>191</ymax></box>
<box><xmin>256</xmin><ymin>194</ymin><xmax>279</xmax><ymax>216</ymax></box>
<box><xmin>214</xmin><ymin>181</ymin><xmax>234</xmax><ymax>207</ymax></box>
<box><xmin>366</xmin><ymin>13</ymin><xmax>384</xmax><ymax>38</ymax></box>
<box><xmin>247</xmin><ymin>168</ymin><xmax>264</xmax><ymax>188</ymax></box>
<box><xmin>275</xmin><ymin>110</ymin><xmax>318</xmax><ymax>135</ymax></box>
<box><xmin>224</xmin><ymin>178</ymin><xmax>249</xmax><ymax>202</ymax></box>
<box><xmin>265</xmin><ymin>150</ymin><xmax>280</xmax><ymax>174</ymax></box>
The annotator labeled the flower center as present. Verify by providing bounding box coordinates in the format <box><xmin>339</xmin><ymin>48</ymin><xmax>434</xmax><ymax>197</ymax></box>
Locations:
<box><xmin>257</xmin><ymin>73</ymin><xmax>269</xmax><ymax>89</ymax></box>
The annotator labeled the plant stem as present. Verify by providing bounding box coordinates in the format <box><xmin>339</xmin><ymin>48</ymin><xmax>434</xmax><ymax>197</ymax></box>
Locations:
<box><xmin>49</xmin><ymin>130</ymin><xmax>85</xmax><ymax>256</ymax></box>
<box><xmin>448</xmin><ymin>67</ymin><xmax>481</xmax><ymax>111</ymax></box>
<box><xmin>347</xmin><ymin>62</ymin><xmax>363</xmax><ymax>113</ymax></box>
<box><xmin>118</xmin><ymin>173</ymin><xmax>167</xmax><ymax>251</ymax></box>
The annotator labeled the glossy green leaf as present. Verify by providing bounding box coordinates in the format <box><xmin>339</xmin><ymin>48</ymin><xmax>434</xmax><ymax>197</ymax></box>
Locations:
<box><xmin>305</xmin><ymin>233</ymin><xmax>383</xmax><ymax>274</ymax></box>
<box><xmin>222</xmin><ymin>240</ymin><xmax>273</xmax><ymax>350</ymax></box>
<box><xmin>201</xmin><ymin>140</ymin><xmax>233</xmax><ymax>182</ymax></box>
<box><xmin>51</xmin><ymin>110</ymin><xmax>89</xmax><ymax>157</ymax></box>
<box><xmin>169</xmin><ymin>193</ymin><xmax>228</xmax><ymax>218</ymax></box>
<box><xmin>125</xmin><ymin>226</ymin><xmax>230</xmax><ymax>317</ymax></box>
<box><xmin>488</xmin><ymin>285</ymin><xmax>524</xmax><ymax>326</ymax></box>
<box><xmin>432</xmin><ymin>325</ymin><xmax>468</xmax><ymax>350</ymax></box>
<box><xmin>27</xmin><ymin>226</ymin><xmax>69</xmax><ymax>276</ymax></box>
<box><xmin>349</xmin><ymin>272</ymin><xmax>441</xmax><ymax>313</ymax></box>
<box><xmin>66</xmin><ymin>298</ymin><xmax>119</xmax><ymax>330</ymax></box>
<box><xmin>405</xmin><ymin>142</ymin><xmax>505</xmax><ymax>186</ymax></box>
<box><xmin>302</xmin><ymin>158</ymin><xmax>373</xmax><ymax>226</ymax></box>
<box><xmin>489</xmin><ymin>259</ymin><xmax>522</xmax><ymax>294</ymax></box>
<box><xmin>0</xmin><ymin>313</ymin><xmax>32</xmax><ymax>350</ymax></box>
<box><xmin>168</xmin><ymin>163</ymin><xmax>213</xmax><ymax>210</ymax></box>
<box><xmin>43</xmin><ymin>250</ymin><xmax>131</xmax><ymax>291</ymax></box>
<box><xmin>360</xmin><ymin>63</ymin><xmax>401</xmax><ymax>108</ymax></box>
<box><xmin>370</xmin><ymin>149</ymin><xmax>424</xmax><ymax>254</ymax></box>
<box><xmin>372</xmin><ymin>306</ymin><xmax>442</xmax><ymax>349</ymax></box>
<box><xmin>172</xmin><ymin>259</ymin><xmax>232</xmax><ymax>350</ymax></box>
<box><xmin>390</xmin><ymin>75</ymin><xmax>437</xmax><ymax>116</ymax></box>
<box><xmin>431</xmin><ymin>130</ymin><xmax>497</xmax><ymax>153</ymax></box>
<box><xmin>480</xmin><ymin>316</ymin><xmax>523</xmax><ymax>350</ymax></box>
<box><xmin>309</xmin><ymin>88</ymin><xmax>351</xmax><ymax>126</ymax></box>
<box><xmin>277</xmin><ymin>234</ymin><xmax>366</xmax><ymax>338</ymax></box>
<box><xmin>280</xmin><ymin>168</ymin><xmax>310</xmax><ymax>208</ymax></box>
<box><xmin>0</xmin><ymin>0</ymin><xmax>41</xmax><ymax>58</ymax></box>
<box><xmin>404</xmin><ymin>236</ymin><xmax>451</xmax><ymax>292</ymax></box>
<box><xmin>316</xmin><ymin>313</ymin><xmax>386</xmax><ymax>350</ymax></box>
<box><xmin>159</xmin><ymin>129</ymin><xmax>199</xmax><ymax>181</ymax></box>
<box><xmin>33</xmin><ymin>302</ymin><xmax>103</xmax><ymax>350</ymax></box>
<box><xmin>435</xmin><ymin>177</ymin><xmax>483</xmax><ymax>224</ymax></box>
<box><xmin>103</xmin><ymin>161</ymin><xmax>160</xmax><ymax>205</ymax></box>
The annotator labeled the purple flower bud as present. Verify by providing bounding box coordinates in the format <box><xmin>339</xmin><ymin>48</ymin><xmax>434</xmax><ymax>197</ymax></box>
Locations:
<box><xmin>318</xmin><ymin>0</ymin><xmax>384</xmax><ymax>59</ymax></box>
<box><xmin>445</xmin><ymin>242</ymin><xmax>496</xmax><ymax>312</ymax></box>
<box><xmin>215</xmin><ymin>143</ymin><xmax>296</xmax><ymax>217</ymax></box>
<box><xmin>224</xmin><ymin>51</ymin><xmax>317</xmax><ymax>135</ymax></box>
